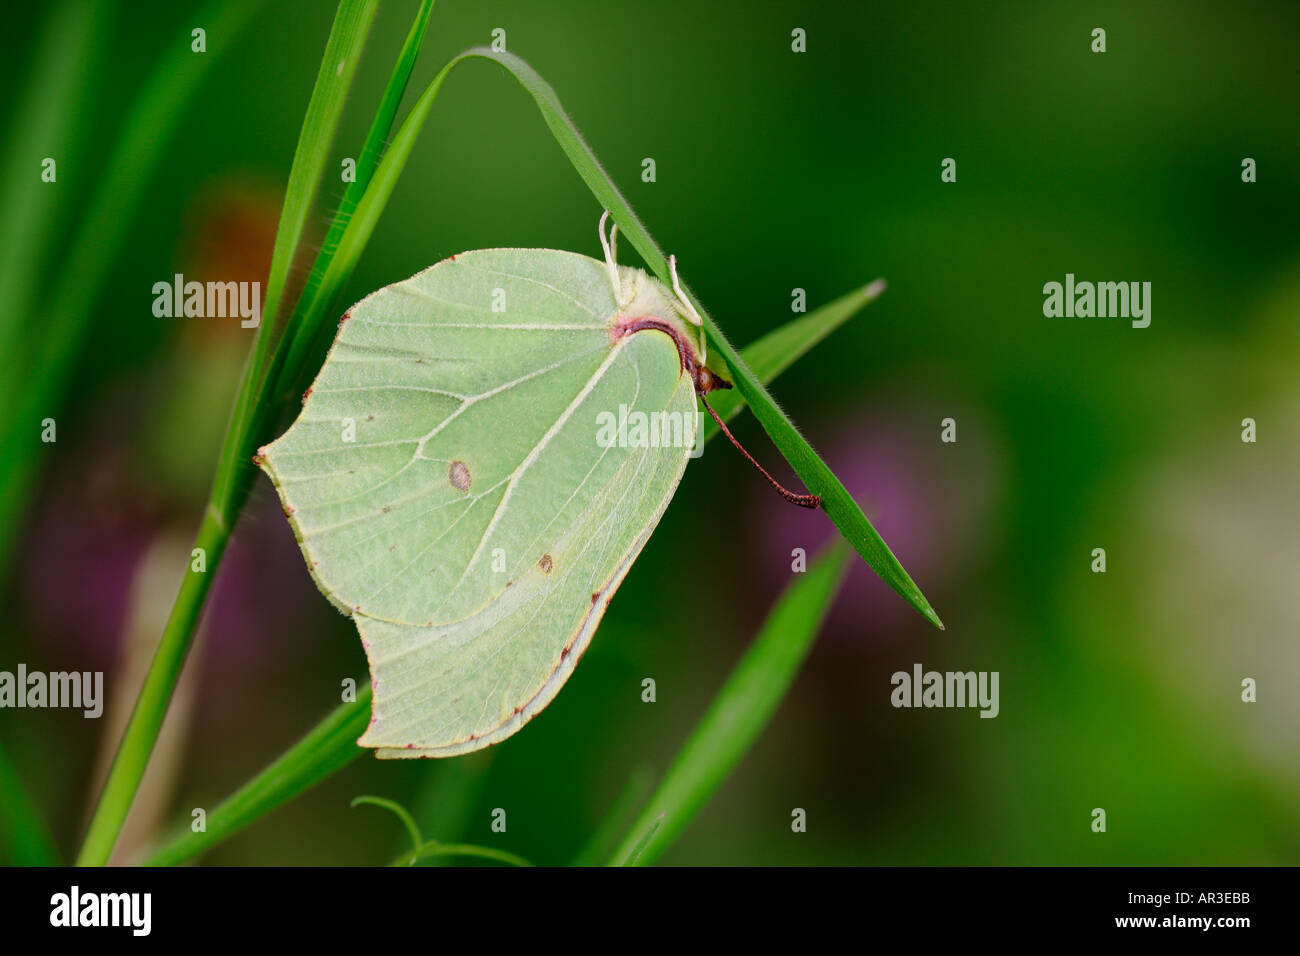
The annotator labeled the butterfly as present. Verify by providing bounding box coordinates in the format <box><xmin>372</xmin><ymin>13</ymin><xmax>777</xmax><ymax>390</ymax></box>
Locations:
<box><xmin>259</xmin><ymin>214</ymin><xmax>816</xmax><ymax>756</ymax></box>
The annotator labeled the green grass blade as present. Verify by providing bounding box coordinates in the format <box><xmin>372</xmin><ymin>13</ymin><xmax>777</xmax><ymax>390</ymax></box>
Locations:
<box><xmin>607</xmin><ymin>541</ymin><xmax>852</xmax><ymax>867</ymax></box>
<box><xmin>698</xmin><ymin>278</ymin><xmax>888</xmax><ymax>445</ymax></box>
<box><xmin>142</xmin><ymin>690</ymin><xmax>372</xmax><ymax>867</ymax></box>
<box><xmin>76</xmin><ymin>1</ymin><xmax>381</xmax><ymax>868</ymax></box>
<box><xmin>0</xmin><ymin>743</ymin><xmax>59</xmax><ymax>866</ymax></box>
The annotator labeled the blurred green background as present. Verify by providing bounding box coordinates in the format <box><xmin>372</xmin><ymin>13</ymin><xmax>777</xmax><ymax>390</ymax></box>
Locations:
<box><xmin>1</xmin><ymin>0</ymin><xmax>1297</xmax><ymax>865</ymax></box>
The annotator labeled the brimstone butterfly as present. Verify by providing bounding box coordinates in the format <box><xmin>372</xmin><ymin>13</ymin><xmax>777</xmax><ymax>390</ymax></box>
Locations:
<box><xmin>258</xmin><ymin>214</ymin><xmax>815</xmax><ymax>757</ymax></box>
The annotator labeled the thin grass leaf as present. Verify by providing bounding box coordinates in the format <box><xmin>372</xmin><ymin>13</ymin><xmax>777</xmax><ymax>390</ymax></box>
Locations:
<box><xmin>0</xmin><ymin>743</ymin><xmax>58</xmax><ymax>866</ymax></box>
<box><xmin>351</xmin><ymin>795</ymin><xmax>423</xmax><ymax>856</ymax></box>
<box><xmin>698</xmin><ymin>278</ymin><xmax>887</xmax><ymax>445</ymax></box>
<box><xmin>141</xmin><ymin>690</ymin><xmax>372</xmax><ymax>867</ymax></box>
<box><xmin>607</xmin><ymin>541</ymin><xmax>852</xmax><ymax>867</ymax></box>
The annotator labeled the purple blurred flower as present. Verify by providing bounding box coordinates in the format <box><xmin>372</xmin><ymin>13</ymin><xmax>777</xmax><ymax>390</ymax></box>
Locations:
<box><xmin>747</xmin><ymin>402</ymin><xmax>999</xmax><ymax>651</ymax></box>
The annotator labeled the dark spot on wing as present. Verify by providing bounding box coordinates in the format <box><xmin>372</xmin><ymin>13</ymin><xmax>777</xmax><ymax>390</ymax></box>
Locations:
<box><xmin>539</xmin><ymin>554</ymin><xmax>553</xmax><ymax>574</ymax></box>
<box><xmin>448</xmin><ymin>460</ymin><xmax>471</xmax><ymax>491</ymax></box>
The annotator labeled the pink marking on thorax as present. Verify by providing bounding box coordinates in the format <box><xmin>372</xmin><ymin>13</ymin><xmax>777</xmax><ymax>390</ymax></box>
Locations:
<box><xmin>610</xmin><ymin>315</ymin><xmax>698</xmax><ymax>382</ymax></box>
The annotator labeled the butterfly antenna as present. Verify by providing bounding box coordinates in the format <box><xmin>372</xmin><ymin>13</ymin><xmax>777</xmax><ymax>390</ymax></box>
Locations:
<box><xmin>698</xmin><ymin>393</ymin><xmax>821</xmax><ymax>509</ymax></box>
<box><xmin>599</xmin><ymin>210</ymin><xmax>630</xmax><ymax>308</ymax></box>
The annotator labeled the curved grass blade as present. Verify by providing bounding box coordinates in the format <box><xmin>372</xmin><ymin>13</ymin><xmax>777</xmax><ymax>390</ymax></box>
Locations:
<box><xmin>607</xmin><ymin>540</ymin><xmax>852</xmax><ymax>867</ymax></box>
<box><xmin>351</xmin><ymin>795</ymin><xmax>423</xmax><ymax>857</ymax></box>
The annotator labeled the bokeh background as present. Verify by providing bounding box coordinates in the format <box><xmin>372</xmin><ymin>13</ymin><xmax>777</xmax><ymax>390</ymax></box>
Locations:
<box><xmin>1</xmin><ymin>0</ymin><xmax>1297</xmax><ymax>865</ymax></box>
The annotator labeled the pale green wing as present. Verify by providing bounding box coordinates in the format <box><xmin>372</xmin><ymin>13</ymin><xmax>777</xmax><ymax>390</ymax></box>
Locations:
<box><xmin>360</xmin><ymin>354</ymin><xmax>693</xmax><ymax>757</ymax></box>
<box><xmin>259</xmin><ymin>248</ymin><xmax>698</xmax><ymax>756</ymax></box>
